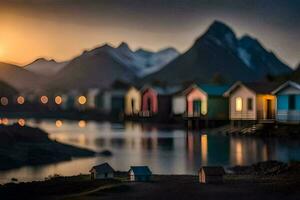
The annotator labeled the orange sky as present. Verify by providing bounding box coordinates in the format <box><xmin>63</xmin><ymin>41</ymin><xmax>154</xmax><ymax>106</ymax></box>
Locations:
<box><xmin>0</xmin><ymin>0</ymin><xmax>298</xmax><ymax>67</ymax></box>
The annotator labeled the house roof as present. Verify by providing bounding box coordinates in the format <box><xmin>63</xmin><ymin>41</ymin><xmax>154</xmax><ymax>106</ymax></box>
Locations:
<box><xmin>90</xmin><ymin>163</ymin><xmax>114</xmax><ymax>173</ymax></box>
<box><xmin>200</xmin><ymin>166</ymin><xmax>225</xmax><ymax>176</ymax></box>
<box><xmin>224</xmin><ymin>81</ymin><xmax>280</xmax><ymax>96</ymax></box>
<box><xmin>142</xmin><ymin>86</ymin><xmax>182</xmax><ymax>96</ymax></box>
<box><xmin>199</xmin><ymin>84</ymin><xmax>231</xmax><ymax>96</ymax></box>
<box><xmin>271</xmin><ymin>81</ymin><xmax>300</xmax><ymax>95</ymax></box>
<box><xmin>129</xmin><ymin>166</ymin><xmax>152</xmax><ymax>176</ymax></box>
<box><xmin>175</xmin><ymin>84</ymin><xmax>230</xmax><ymax>97</ymax></box>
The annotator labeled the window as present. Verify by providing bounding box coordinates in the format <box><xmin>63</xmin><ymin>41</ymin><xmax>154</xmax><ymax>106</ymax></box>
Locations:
<box><xmin>247</xmin><ymin>98</ymin><xmax>253</xmax><ymax>111</ymax></box>
<box><xmin>288</xmin><ymin>95</ymin><xmax>296</xmax><ymax>110</ymax></box>
<box><xmin>235</xmin><ymin>97</ymin><xmax>243</xmax><ymax>112</ymax></box>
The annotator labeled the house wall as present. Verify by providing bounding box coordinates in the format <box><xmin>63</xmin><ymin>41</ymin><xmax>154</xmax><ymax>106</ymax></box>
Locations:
<box><xmin>256</xmin><ymin>94</ymin><xmax>276</xmax><ymax>120</ymax></box>
<box><xmin>87</xmin><ymin>89</ymin><xmax>100</xmax><ymax>109</ymax></box>
<box><xmin>95</xmin><ymin>172</ymin><xmax>114</xmax><ymax>179</ymax></box>
<box><xmin>186</xmin><ymin>88</ymin><xmax>207</xmax><ymax>117</ymax></box>
<box><xmin>125</xmin><ymin>88</ymin><xmax>141</xmax><ymax>115</ymax></box>
<box><xmin>101</xmin><ymin>91</ymin><xmax>112</xmax><ymax>113</ymax></box>
<box><xmin>172</xmin><ymin>95</ymin><xmax>186</xmax><ymax>115</ymax></box>
<box><xmin>276</xmin><ymin>86</ymin><xmax>300</xmax><ymax>122</ymax></box>
<box><xmin>199</xmin><ymin>169</ymin><xmax>206</xmax><ymax>183</ymax></box>
<box><xmin>207</xmin><ymin>96</ymin><xmax>228</xmax><ymax>120</ymax></box>
<box><xmin>158</xmin><ymin>95</ymin><xmax>172</xmax><ymax>118</ymax></box>
<box><xmin>206</xmin><ymin>176</ymin><xmax>223</xmax><ymax>183</ymax></box>
<box><xmin>229</xmin><ymin>85</ymin><xmax>257</xmax><ymax>120</ymax></box>
<box><xmin>142</xmin><ymin>89</ymin><xmax>158</xmax><ymax>113</ymax></box>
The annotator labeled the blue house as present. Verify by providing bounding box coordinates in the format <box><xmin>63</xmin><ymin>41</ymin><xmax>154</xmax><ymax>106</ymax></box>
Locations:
<box><xmin>272</xmin><ymin>81</ymin><xmax>300</xmax><ymax>123</ymax></box>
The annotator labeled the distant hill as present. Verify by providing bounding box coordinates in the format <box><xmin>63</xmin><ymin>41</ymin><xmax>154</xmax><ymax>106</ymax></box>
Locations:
<box><xmin>0</xmin><ymin>80</ymin><xmax>18</xmax><ymax>97</ymax></box>
<box><xmin>142</xmin><ymin>21</ymin><xmax>292</xmax><ymax>85</ymax></box>
<box><xmin>25</xmin><ymin>58</ymin><xmax>69</xmax><ymax>76</ymax></box>
<box><xmin>0</xmin><ymin>62</ymin><xmax>44</xmax><ymax>90</ymax></box>
<box><xmin>47</xmin><ymin>43</ymin><xmax>179</xmax><ymax>90</ymax></box>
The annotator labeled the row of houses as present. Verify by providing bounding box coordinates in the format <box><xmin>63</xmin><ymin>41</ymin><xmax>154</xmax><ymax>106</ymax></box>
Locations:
<box><xmin>3</xmin><ymin>80</ymin><xmax>300</xmax><ymax>123</ymax></box>
<box><xmin>121</xmin><ymin>80</ymin><xmax>300</xmax><ymax>123</ymax></box>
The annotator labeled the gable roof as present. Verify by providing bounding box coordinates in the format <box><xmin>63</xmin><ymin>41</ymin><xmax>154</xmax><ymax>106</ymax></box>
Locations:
<box><xmin>272</xmin><ymin>81</ymin><xmax>300</xmax><ymax>95</ymax></box>
<box><xmin>224</xmin><ymin>81</ymin><xmax>279</xmax><ymax>96</ymax></box>
<box><xmin>129</xmin><ymin>166</ymin><xmax>152</xmax><ymax>176</ymax></box>
<box><xmin>200</xmin><ymin>166</ymin><xmax>225</xmax><ymax>176</ymax></box>
<box><xmin>199</xmin><ymin>84</ymin><xmax>231</xmax><ymax>96</ymax></box>
<box><xmin>90</xmin><ymin>163</ymin><xmax>114</xmax><ymax>173</ymax></box>
<box><xmin>175</xmin><ymin>84</ymin><xmax>230</xmax><ymax>97</ymax></box>
<box><xmin>142</xmin><ymin>85</ymin><xmax>182</xmax><ymax>96</ymax></box>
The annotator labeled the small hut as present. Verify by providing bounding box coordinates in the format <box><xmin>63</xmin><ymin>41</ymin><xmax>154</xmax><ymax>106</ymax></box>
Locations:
<box><xmin>129</xmin><ymin>166</ymin><xmax>152</xmax><ymax>182</ymax></box>
<box><xmin>124</xmin><ymin>86</ymin><xmax>142</xmax><ymax>116</ymax></box>
<box><xmin>90</xmin><ymin>163</ymin><xmax>115</xmax><ymax>180</ymax></box>
<box><xmin>198</xmin><ymin>166</ymin><xmax>225</xmax><ymax>184</ymax></box>
<box><xmin>272</xmin><ymin>81</ymin><xmax>300</xmax><ymax>123</ymax></box>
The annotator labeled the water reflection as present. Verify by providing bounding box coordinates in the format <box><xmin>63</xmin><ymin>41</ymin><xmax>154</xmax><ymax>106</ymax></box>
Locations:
<box><xmin>0</xmin><ymin>120</ymin><xmax>299</xmax><ymax>183</ymax></box>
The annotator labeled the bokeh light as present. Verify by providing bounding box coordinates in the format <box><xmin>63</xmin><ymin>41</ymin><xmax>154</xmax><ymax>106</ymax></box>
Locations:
<box><xmin>2</xmin><ymin>118</ymin><xmax>9</xmax><ymax>125</ymax></box>
<box><xmin>18</xmin><ymin>118</ymin><xmax>26</xmax><ymax>126</ymax></box>
<box><xmin>17</xmin><ymin>96</ymin><xmax>25</xmax><ymax>104</ymax></box>
<box><xmin>55</xmin><ymin>96</ymin><xmax>63</xmax><ymax>105</ymax></box>
<box><xmin>40</xmin><ymin>96</ymin><xmax>49</xmax><ymax>104</ymax></box>
<box><xmin>1</xmin><ymin>97</ymin><xmax>8</xmax><ymax>106</ymax></box>
<box><xmin>55</xmin><ymin>120</ymin><xmax>63</xmax><ymax>128</ymax></box>
<box><xmin>78</xmin><ymin>120</ymin><xmax>86</xmax><ymax>128</ymax></box>
<box><xmin>78</xmin><ymin>96</ymin><xmax>87</xmax><ymax>105</ymax></box>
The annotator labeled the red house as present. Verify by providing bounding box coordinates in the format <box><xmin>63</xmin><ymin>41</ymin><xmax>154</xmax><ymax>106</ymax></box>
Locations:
<box><xmin>141</xmin><ymin>87</ymin><xmax>158</xmax><ymax>115</ymax></box>
<box><xmin>141</xmin><ymin>86</ymin><xmax>180</xmax><ymax>118</ymax></box>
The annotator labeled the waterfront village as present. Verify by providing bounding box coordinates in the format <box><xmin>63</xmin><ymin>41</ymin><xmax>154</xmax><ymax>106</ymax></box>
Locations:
<box><xmin>2</xmin><ymin>80</ymin><xmax>300</xmax><ymax>129</ymax></box>
<box><xmin>1</xmin><ymin>80</ymin><xmax>300</xmax><ymax>199</ymax></box>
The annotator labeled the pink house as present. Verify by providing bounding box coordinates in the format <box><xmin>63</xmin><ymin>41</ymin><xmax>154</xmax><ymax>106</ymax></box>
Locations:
<box><xmin>186</xmin><ymin>86</ymin><xmax>207</xmax><ymax>117</ymax></box>
<box><xmin>141</xmin><ymin>88</ymin><xmax>158</xmax><ymax>114</ymax></box>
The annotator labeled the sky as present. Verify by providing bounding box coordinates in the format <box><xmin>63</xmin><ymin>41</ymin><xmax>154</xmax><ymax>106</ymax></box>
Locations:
<box><xmin>0</xmin><ymin>0</ymin><xmax>299</xmax><ymax>68</ymax></box>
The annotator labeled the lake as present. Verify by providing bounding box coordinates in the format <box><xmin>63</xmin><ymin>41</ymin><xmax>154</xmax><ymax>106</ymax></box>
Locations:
<box><xmin>0</xmin><ymin>119</ymin><xmax>300</xmax><ymax>183</ymax></box>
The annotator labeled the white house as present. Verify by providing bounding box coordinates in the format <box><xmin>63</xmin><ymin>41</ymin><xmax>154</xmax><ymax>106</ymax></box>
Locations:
<box><xmin>90</xmin><ymin>163</ymin><xmax>115</xmax><ymax>180</ymax></box>
<box><xmin>224</xmin><ymin>82</ymin><xmax>277</xmax><ymax>121</ymax></box>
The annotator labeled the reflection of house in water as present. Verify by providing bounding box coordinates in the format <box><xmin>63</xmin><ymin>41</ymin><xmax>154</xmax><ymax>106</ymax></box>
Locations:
<box><xmin>110</xmin><ymin>138</ymin><xmax>126</xmax><ymax>148</ymax></box>
<box><xmin>186</xmin><ymin>132</ymin><xmax>229</xmax><ymax>167</ymax></box>
<box><xmin>229</xmin><ymin>137</ymin><xmax>272</xmax><ymax>165</ymax></box>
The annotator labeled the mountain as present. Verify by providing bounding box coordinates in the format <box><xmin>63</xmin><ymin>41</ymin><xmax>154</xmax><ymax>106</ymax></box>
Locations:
<box><xmin>290</xmin><ymin>62</ymin><xmax>300</xmax><ymax>81</ymax></box>
<box><xmin>143</xmin><ymin>21</ymin><xmax>292</xmax><ymax>85</ymax></box>
<box><xmin>47</xmin><ymin>43</ymin><xmax>179</xmax><ymax>90</ymax></box>
<box><xmin>0</xmin><ymin>80</ymin><xmax>18</xmax><ymax>97</ymax></box>
<box><xmin>25</xmin><ymin>58</ymin><xmax>69</xmax><ymax>76</ymax></box>
<box><xmin>0</xmin><ymin>62</ymin><xmax>44</xmax><ymax>90</ymax></box>
<box><xmin>110</xmin><ymin>43</ymin><xmax>179</xmax><ymax>77</ymax></box>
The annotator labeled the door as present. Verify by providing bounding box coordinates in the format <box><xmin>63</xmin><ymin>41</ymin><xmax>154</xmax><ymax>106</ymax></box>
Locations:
<box><xmin>193</xmin><ymin>100</ymin><xmax>201</xmax><ymax>115</ymax></box>
<box><xmin>131</xmin><ymin>99</ymin><xmax>135</xmax><ymax>113</ymax></box>
<box><xmin>147</xmin><ymin>98</ymin><xmax>152</xmax><ymax>112</ymax></box>
<box><xmin>266</xmin><ymin>99</ymin><xmax>272</xmax><ymax>119</ymax></box>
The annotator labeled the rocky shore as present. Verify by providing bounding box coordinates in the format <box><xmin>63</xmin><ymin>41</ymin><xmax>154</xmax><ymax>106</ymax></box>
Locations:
<box><xmin>0</xmin><ymin>124</ymin><xmax>96</xmax><ymax>170</ymax></box>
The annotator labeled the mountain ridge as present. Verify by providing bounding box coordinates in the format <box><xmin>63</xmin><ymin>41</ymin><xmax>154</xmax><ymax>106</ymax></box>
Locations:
<box><xmin>142</xmin><ymin>20</ymin><xmax>292</xmax><ymax>85</ymax></box>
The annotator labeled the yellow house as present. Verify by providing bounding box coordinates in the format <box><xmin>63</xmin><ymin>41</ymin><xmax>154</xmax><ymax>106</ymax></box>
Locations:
<box><xmin>224</xmin><ymin>82</ymin><xmax>278</xmax><ymax>121</ymax></box>
<box><xmin>125</xmin><ymin>87</ymin><xmax>142</xmax><ymax>116</ymax></box>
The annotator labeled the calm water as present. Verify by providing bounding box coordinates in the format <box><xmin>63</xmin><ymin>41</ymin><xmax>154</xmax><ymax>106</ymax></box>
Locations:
<box><xmin>0</xmin><ymin>119</ymin><xmax>300</xmax><ymax>183</ymax></box>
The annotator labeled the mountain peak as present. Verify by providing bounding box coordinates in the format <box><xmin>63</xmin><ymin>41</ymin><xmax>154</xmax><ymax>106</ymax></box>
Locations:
<box><xmin>118</xmin><ymin>42</ymin><xmax>130</xmax><ymax>50</ymax></box>
<box><xmin>239</xmin><ymin>35</ymin><xmax>265</xmax><ymax>52</ymax></box>
<box><xmin>200</xmin><ymin>20</ymin><xmax>238</xmax><ymax>50</ymax></box>
<box><xmin>206</xmin><ymin>20</ymin><xmax>235</xmax><ymax>37</ymax></box>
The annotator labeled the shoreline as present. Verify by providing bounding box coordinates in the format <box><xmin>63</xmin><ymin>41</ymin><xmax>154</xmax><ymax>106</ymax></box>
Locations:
<box><xmin>0</xmin><ymin>162</ymin><xmax>299</xmax><ymax>200</ymax></box>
